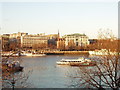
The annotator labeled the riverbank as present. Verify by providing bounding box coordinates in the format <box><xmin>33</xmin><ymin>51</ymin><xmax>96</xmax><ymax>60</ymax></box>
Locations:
<box><xmin>43</xmin><ymin>51</ymin><xmax>89</xmax><ymax>55</ymax></box>
<box><xmin>2</xmin><ymin>50</ymin><xmax>119</xmax><ymax>57</ymax></box>
<box><xmin>1</xmin><ymin>51</ymin><xmax>89</xmax><ymax>57</ymax></box>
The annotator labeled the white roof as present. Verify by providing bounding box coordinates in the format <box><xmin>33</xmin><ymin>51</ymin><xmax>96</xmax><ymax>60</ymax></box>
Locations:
<box><xmin>61</xmin><ymin>57</ymin><xmax>86</xmax><ymax>62</ymax></box>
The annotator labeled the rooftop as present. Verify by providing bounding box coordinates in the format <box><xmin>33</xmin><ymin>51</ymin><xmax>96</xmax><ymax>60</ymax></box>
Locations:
<box><xmin>64</xmin><ymin>33</ymin><xmax>87</xmax><ymax>37</ymax></box>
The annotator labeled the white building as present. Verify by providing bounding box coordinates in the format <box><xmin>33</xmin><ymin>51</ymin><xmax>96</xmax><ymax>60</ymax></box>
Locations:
<box><xmin>63</xmin><ymin>33</ymin><xmax>89</xmax><ymax>47</ymax></box>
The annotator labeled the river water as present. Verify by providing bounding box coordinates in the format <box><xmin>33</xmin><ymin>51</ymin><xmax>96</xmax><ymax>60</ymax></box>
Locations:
<box><xmin>18</xmin><ymin>54</ymin><xmax>93</xmax><ymax>88</ymax></box>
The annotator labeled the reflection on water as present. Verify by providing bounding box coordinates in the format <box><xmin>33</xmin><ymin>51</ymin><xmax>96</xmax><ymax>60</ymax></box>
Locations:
<box><xmin>19</xmin><ymin>55</ymin><xmax>91</xmax><ymax>88</ymax></box>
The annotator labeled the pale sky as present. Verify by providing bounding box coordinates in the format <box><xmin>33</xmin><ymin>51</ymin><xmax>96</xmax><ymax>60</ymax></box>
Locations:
<box><xmin>0</xmin><ymin>0</ymin><xmax>118</xmax><ymax>39</ymax></box>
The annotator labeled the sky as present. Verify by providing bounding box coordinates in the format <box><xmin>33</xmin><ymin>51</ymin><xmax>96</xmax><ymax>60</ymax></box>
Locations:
<box><xmin>0</xmin><ymin>0</ymin><xmax>118</xmax><ymax>39</ymax></box>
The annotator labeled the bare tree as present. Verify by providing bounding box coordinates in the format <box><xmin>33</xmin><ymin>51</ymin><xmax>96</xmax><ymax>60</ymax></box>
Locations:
<box><xmin>70</xmin><ymin>30</ymin><xmax>120</xmax><ymax>89</ymax></box>
<box><xmin>2</xmin><ymin>69</ymin><xmax>32</xmax><ymax>89</ymax></box>
<box><xmin>48</xmin><ymin>43</ymin><xmax>56</xmax><ymax>49</ymax></box>
<box><xmin>2</xmin><ymin>56</ymin><xmax>33</xmax><ymax>89</ymax></box>
<box><xmin>77</xmin><ymin>54</ymin><xmax>120</xmax><ymax>89</ymax></box>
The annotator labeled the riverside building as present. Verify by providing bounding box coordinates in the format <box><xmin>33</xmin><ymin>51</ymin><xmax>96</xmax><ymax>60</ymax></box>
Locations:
<box><xmin>45</xmin><ymin>34</ymin><xmax>59</xmax><ymax>45</ymax></box>
<box><xmin>10</xmin><ymin>32</ymin><xmax>28</xmax><ymax>38</ymax></box>
<box><xmin>0</xmin><ymin>34</ymin><xmax>10</xmax><ymax>51</ymax></box>
<box><xmin>57</xmin><ymin>38</ymin><xmax>65</xmax><ymax>50</ymax></box>
<box><xmin>63</xmin><ymin>33</ymin><xmax>89</xmax><ymax>47</ymax></box>
<box><xmin>9</xmin><ymin>32</ymin><xmax>28</xmax><ymax>49</ymax></box>
<box><xmin>21</xmin><ymin>34</ymin><xmax>48</xmax><ymax>49</ymax></box>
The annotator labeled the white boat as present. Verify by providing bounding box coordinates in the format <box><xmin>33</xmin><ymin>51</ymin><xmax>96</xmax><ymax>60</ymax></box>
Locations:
<box><xmin>56</xmin><ymin>57</ymin><xmax>96</xmax><ymax>66</ymax></box>
<box><xmin>89</xmin><ymin>49</ymin><xmax>119</xmax><ymax>56</ymax></box>
<box><xmin>25</xmin><ymin>53</ymin><xmax>46</xmax><ymax>57</ymax></box>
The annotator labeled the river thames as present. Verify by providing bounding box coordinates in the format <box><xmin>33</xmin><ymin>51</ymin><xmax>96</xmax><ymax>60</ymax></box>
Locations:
<box><xmin>18</xmin><ymin>54</ymin><xmax>94</xmax><ymax>88</ymax></box>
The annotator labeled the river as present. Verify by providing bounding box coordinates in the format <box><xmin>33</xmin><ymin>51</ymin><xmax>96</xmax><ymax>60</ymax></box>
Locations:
<box><xmin>13</xmin><ymin>54</ymin><xmax>93</xmax><ymax>88</ymax></box>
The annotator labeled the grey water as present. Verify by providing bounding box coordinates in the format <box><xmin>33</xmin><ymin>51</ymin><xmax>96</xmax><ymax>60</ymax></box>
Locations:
<box><xmin>19</xmin><ymin>55</ymin><xmax>91</xmax><ymax>88</ymax></box>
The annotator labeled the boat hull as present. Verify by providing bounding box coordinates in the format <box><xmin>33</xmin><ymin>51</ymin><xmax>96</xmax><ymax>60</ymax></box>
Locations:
<box><xmin>2</xmin><ymin>64</ymin><xmax>24</xmax><ymax>73</ymax></box>
<box><xmin>25</xmin><ymin>53</ymin><xmax>46</xmax><ymax>57</ymax></box>
<box><xmin>57</xmin><ymin>61</ymin><xmax>96</xmax><ymax>66</ymax></box>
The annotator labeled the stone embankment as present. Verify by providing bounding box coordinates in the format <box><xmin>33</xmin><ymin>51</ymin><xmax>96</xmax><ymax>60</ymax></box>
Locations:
<box><xmin>42</xmin><ymin>51</ymin><xmax>89</xmax><ymax>55</ymax></box>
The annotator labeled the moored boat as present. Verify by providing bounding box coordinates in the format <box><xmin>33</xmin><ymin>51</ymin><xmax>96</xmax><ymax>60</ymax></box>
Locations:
<box><xmin>2</xmin><ymin>60</ymin><xmax>24</xmax><ymax>72</ymax></box>
<box><xmin>56</xmin><ymin>57</ymin><xmax>96</xmax><ymax>66</ymax></box>
<box><xmin>25</xmin><ymin>53</ymin><xmax>46</xmax><ymax>57</ymax></box>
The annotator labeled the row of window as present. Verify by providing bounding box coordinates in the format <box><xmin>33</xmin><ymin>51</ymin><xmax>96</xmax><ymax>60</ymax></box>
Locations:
<box><xmin>23</xmin><ymin>42</ymin><xmax>47</xmax><ymax>44</ymax></box>
<box><xmin>64</xmin><ymin>36</ymin><xmax>88</xmax><ymax>38</ymax></box>
<box><xmin>23</xmin><ymin>38</ymin><xmax>47</xmax><ymax>40</ymax></box>
<box><xmin>66</xmin><ymin>40</ymin><xmax>88</xmax><ymax>42</ymax></box>
<box><xmin>61</xmin><ymin>61</ymin><xmax>82</xmax><ymax>62</ymax></box>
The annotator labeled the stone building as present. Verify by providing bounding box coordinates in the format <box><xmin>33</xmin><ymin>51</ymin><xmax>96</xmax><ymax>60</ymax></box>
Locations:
<box><xmin>46</xmin><ymin>34</ymin><xmax>58</xmax><ymax>44</ymax></box>
<box><xmin>9</xmin><ymin>32</ymin><xmax>28</xmax><ymax>50</ymax></box>
<box><xmin>57</xmin><ymin>38</ymin><xmax>65</xmax><ymax>50</ymax></box>
<box><xmin>63</xmin><ymin>33</ymin><xmax>89</xmax><ymax>47</ymax></box>
<box><xmin>10</xmin><ymin>32</ymin><xmax>28</xmax><ymax>38</ymax></box>
<box><xmin>0</xmin><ymin>34</ymin><xmax>10</xmax><ymax>51</ymax></box>
<box><xmin>21</xmin><ymin>34</ymin><xmax>48</xmax><ymax>49</ymax></box>
<box><xmin>45</xmin><ymin>34</ymin><xmax>59</xmax><ymax>49</ymax></box>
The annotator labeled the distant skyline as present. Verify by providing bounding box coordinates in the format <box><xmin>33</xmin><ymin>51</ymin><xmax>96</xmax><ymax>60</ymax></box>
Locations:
<box><xmin>0</xmin><ymin>1</ymin><xmax>118</xmax><ymax>39</ymax></box>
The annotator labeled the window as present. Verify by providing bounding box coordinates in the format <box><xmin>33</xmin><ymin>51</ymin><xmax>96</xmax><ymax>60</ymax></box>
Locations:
<box><xmin>76</xmin><ymin>42</ymin><xmax>78</xmax><ymax>46</ymax></box>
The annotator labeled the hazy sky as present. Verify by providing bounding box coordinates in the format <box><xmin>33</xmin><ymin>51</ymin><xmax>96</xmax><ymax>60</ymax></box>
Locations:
<box><xmin>0</xmin><ymin>0</ymin><xmax>118</xmax><ymax>39</ymax></box>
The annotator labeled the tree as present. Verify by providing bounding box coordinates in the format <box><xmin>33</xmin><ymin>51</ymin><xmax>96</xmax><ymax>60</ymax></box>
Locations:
<box><xmin>70</xmin><ymin>30</ymin><xmax>120</xmax><ymax>89</ymax></box>
<box><xmin>77</xmin><ymin>54</ymin><xmax>120</xmax><ymax>89</ymax></box>
<box><xmin>2</xmin><ymin>70</ymin><xmax>32</xmax><ymax>89</ymax></box>
<box><xmin>2</xmin><ymin>57</ymin><xmax>33</xmax><ymax>89</ymax></box>
<box><xmin>48</xmin><ymin>43</ymin><xmax>56</xmax><ymax>49</ymax></box>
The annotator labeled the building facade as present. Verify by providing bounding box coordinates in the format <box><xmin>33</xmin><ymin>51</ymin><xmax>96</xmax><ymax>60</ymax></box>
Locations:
<box><xmin>9</xmin><ymin>32</ymin><xmax>28</xmax><ymax>50</ymax></box>
<box><xmin>10</xmin><ymin>32</ymin><xmax>28</xmax><ymax>38</ymax></box>
<box><xmin>21</xmin><ymin>35</ymin><xmax>48</xmax><ymax>49</ymax></box>
<box><xmin>0</xmin><ymin>34</ymin><xmax>10</xmax><ymax>51</ymax></box>
<box><xmin>57</xmin><ymin>38</ymin><xmax>65</xmax><ymax>50</ymax></box>
<box><xmin>63</xmin><ymin>33</ymin><xmax>89</xmax><ymax>47</ymax></box>
<box><xmin>45</xmin><ymin>34</ymin><xmax>59</xmax><ymax>49</ymax></box>
<box><xmin>89</xmin><ymin>39</ymin><xmax>97</xmax><ymax>44</ymax></box>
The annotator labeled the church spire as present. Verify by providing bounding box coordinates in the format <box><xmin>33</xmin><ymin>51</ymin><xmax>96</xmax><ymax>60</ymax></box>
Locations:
<box><xmin>58</xmin><ymin>29</ymin><xmax>60</xmax><ymax>40</ymax></box>
<box><xmin>58</xmin><ymin>29</ymin><xmax>59</xmax><ymax>35</ymax></box>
